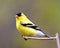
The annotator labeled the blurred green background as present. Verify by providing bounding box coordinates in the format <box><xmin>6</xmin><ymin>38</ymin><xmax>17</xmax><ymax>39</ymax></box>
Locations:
<box><xmin>0</xmin><ymin>0</ymin><xmax>60</xmax><ymax>48</ymax></box>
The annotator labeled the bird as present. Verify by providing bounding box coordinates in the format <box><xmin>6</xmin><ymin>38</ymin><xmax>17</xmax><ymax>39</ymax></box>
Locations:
<box><xmin>16</xmin><ymin>12</ymin><xmax>50</xmax><ymax>40</ymax></box>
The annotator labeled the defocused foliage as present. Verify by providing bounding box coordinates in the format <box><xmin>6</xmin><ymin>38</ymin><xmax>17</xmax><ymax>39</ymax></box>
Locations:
<box><xmin>0</xmin><ymin>0</ymin><xmax>60</xmax><ymax>48</ymax></box>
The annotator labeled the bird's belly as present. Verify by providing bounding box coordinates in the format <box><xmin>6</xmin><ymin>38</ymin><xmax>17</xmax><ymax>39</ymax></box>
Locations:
<box><xmin>17</xmin><ymin>26</ymin><xmax>36</xmax><ymax>36</ymax></box>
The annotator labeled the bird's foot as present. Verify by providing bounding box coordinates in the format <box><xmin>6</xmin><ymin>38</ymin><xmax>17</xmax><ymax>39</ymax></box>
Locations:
<box><xmin>22</xmin><ymin>36</ymin><xmax>28</xmax><ymax>40</ymax></box>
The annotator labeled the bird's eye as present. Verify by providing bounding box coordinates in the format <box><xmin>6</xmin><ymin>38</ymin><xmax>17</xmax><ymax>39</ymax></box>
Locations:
<box><xmin>16</xmin><ymin>13</ymin><xmax>21</xmax><ymax>16</ymax></box>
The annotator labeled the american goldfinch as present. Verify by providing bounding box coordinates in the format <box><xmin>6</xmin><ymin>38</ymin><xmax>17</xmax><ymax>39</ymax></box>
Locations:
<box><xmin>16</xmin><ymin>13</ymin><xmax>50</xmax><ymax>40</ymax></box>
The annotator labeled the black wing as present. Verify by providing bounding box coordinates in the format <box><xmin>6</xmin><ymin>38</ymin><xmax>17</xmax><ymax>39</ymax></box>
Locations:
<box><xmin>20</xmin><ymin>22</ymin><xmax>42</xmax><ymax>31</ymax></box>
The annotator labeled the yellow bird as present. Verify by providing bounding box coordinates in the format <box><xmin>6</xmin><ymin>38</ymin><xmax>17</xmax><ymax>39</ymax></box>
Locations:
<box><xmin>16</xmin><ymin>13</ymin><xmax>50</xmax><ymax>40</ymax></box>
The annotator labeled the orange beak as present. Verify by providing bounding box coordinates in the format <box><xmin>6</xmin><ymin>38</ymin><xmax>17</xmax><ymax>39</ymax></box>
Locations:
<box><xmin>15</xmin><ymin>15</ymin><xmax>19</xmax><ymax>18</ymax></box>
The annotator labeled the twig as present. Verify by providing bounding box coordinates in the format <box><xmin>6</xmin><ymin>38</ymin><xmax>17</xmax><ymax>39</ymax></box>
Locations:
<box><xmin>23</xmin><ymin>36</ymin><xmax>56</xmax><ymax>40</ymax></box>
<box><xmin>23</xmin><ymin>33</ymin><xmax>60</xmax><ymax>48</ymax></box>
<box><xmin>55</xmin><ymin>33</ymin><xmax>60</xmax><ymax>48</ymax></box>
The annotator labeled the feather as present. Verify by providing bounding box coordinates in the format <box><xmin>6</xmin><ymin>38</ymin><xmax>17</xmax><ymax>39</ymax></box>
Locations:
<box><xmin>20</xmin><ymin>22</ymin><xmax>42</xmax><ymax>31</ymax></box>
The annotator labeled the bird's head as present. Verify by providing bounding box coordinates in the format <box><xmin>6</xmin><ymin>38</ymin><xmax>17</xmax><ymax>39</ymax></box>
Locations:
<box><xmin>15</xmin><ymin>12</ymin><xmax>26</xmax><ymax>21</ymax></box>
<box><xmin>16</xmin><ymin>12</ymin><xmax>22</xmax><ymax>18</ymax></box>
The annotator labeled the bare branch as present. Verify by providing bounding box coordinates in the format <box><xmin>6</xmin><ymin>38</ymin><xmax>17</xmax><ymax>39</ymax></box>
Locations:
<box><xmin>23</xmin><ymin>33</ymin><xmax>60</xmax><ymax>48</ymax></box>
<box><xmin>55</xmin><ymin>33</ymin><xmax>60</xmax><ymax>48</ymax></box>
<box><xmin>23</xmin><ymin>36</ymin><xmax>56</xmax><ymax>40</ymax></box>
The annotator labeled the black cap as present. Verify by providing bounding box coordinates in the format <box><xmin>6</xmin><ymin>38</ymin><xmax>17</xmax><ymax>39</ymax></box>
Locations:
<box><xmin>16</xmin><ymin>13</ymin><xmax>21</xmax><ymax>16</ymax></box>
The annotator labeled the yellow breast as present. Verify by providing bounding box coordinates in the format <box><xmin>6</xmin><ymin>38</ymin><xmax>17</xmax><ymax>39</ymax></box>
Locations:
<box><xmin>16</xmin><ymin>22</ymin><xmax>36</xmax><ymax>36</ymax></box>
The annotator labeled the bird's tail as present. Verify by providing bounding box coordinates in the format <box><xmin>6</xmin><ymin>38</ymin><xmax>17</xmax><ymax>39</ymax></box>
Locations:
<box><xmin>40</xmin><ymin>30</ymin><xmax>50</xmax><ymax>38</ymax></box>
<box><xmin>44</xmin><ymin>34</ymin><xmax>50</xmax><ymax>38</ymax></box>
